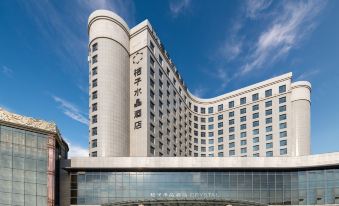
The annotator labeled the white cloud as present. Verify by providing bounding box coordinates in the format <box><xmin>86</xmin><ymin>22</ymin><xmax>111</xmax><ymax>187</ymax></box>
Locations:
<box><xmin>169</xmin><ymin>0</ymin><xmax>191</xmax><ymax>17</ymax></box>
<box><xmin>52</xmin><ymin>95</ymin><xmax>89</xmax><ymax>125</ymax></box>
<box><xmin>1</xmin><ymin>65</ymin><xmax>13</xmax><ymax>78</ymax></box>
<box><xmin>65</xmin><ymin>139</ymin><xmax>88</xmax><ymax>157</ymax></box>
<box><xmin>192</xmin><ymin>87</ymin><xmax>207</xmax><ymax>98</ymax></box>
<box><xmin>239</xmin><ymin>1</ymin><xmax>326</xmax><ymax>75</ymax></box>
<box><xmin>296</xmin><ymin>69</ymin><xmax>320</xmax><ymax>81</ymax></box>
<box><xmin>245</xmin><ymin>0</ymin><xmax>272</xmax><ymax>19</ymax></box>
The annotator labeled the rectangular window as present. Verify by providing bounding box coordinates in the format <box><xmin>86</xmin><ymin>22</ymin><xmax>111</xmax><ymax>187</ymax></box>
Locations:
<box><xmin>91</xmin><ymin>139</ymin><xmax>97</xmax><ymax>148</ymax></box>
<box><xmin>279</xmin><ymin>114</ymin><xmax>287</xmax><ymax>121</ymax></box>
<box><xmin>280</xmin><ymin>122</ymin><xmax>287</xmax><ymax>129</ymax></box>
<box><xmin>253</xmin><ymin>129</ymin><xmax>259</xmax><ymax>135</ymax></box>
<box><xmin>240</xmin><ymin>108</ymin><xmax>246</xmax><ymax>114</ymax></box>
<box><xmin>218</xmin><ymin>145</ymin><xmax>223</xmax><ymax>150</ymax></box>
<box><xmin>92</xmin><ymin>67</ymin><xmax>98</xmax><ymax>76</ymax></box>
<box><xmin>229</xmin><ymin>127</ymin><xmax>235</xmax><ymax>133</ymax></box>
<box><xmin>201</xmin><ymin>107</ymin><xmax>206</xmax><ymax>114</ymax></box>
<box><xmin>229</xmin><ymin>119</ymin><xmax>234</xmax><ymax>125</ymax></box>
<box><xmin>91</xmin><ymin>151</ymin><xmax>97</xmax><ymax>157</ymax></box>
<box><xmin>150</xmin><ymin>57</ymin><xmax>155</xmax><ymax>67</ymax></box>
<box><xmin>92</xmin><ymin>103</ymin><xmax>97</xmax><ymax>112</ymax></box>
<box><xmin>218</xmin><ymin>122</ymin><xmax>223</xmax><ymax>128</ymax></box>
<box><xmin>92</xmin><ymin>55</ymin><xmax>98</xmax><ymax>64</ymax></box>
<box><xmin>241</xmin><ymin>148</ymin><xmax>247</xmax><ymax>153</ymax></box>
<box><xmin>240</xmin><ymin>116</ymin><xmax>246</xmax><ymax>122</ymax></box>
<box><xmin>92</xmin><ymin>43</ymin><xmax>98</xmax><ymax>52</ymax></box>
<box><xmin>253</xmin><ymin>145</ymin><xmax>259</xmax><ymax>151</ymax></box>
<box><xmin>150</xmin><ymin>146</ymin><xmax>155</xmax><ymax>155</ymax></box>
<box><xmin>208</xmin><ymin>139</ymin><xmax>214</xmax><ymax>144</ymax></box>
<box><xmin>159</xmin><ymin>55</ymin><xmax>163</xmax><ymax>66</ymax></box>
<box><xmin>241</xmin><ymin>140</ymin><xmax>247</xmax><ymax>145</ymax></box>
<box><xmin>266</xmin><ymin>126</ymin><xmax>272</xmax><ymax>132</ymax></box>
<box><xmin>265</xmin><ymin>109</ymin><xmax>272</xmax><ymax>116</ymax></box>
<box><xmin>253</xmin><ymin>113</ymin><xmax>259</xmax><ymax>119</ymax></box>
<box><xmin>150</xmin><ymin>41</ymin><xmax>155</xmax><ymax>53</ymax></box>
<box><xmin>266</xmin><ymin>134</ymin><xmax>273</xmax><ymax>141</ymax></box>
<box><xmin>240</xmin><ymin>97</ymin><xmax>246</xmax><ymax>105</ymax></box>
<box><xmin>208</xmin><ymin>107</ymin><xmax>213</xmax><ymax>114</ymax></box>
<box><xmin>252</xmin><ymin>104</ymin><xmax>259</xmax><ymax>111</ymax></box>
<box><xmin>265</xmin><ymin>100</ymin><xmax>272</xmax><ymax>107</ymax></box>
<box><xmin>229</xmin><ymin>150</ymin><xmax>235</xmax><ymax>156</ymax></box>
<box><xmin>240</xmin><ymin>132</ymin><xmax>247</xmax><ymax>138</ymax></box>
<box><xmin>240</xmin><ymin>124</ymin><xmax>247</xmax><ymax>130</ymax></box>
<box><xmin>92</xmin><ymin>115</ymin><xmax>97</xmax><ymax>124</ymax></box>
<box><xmin>279</xmin><ymin>105</ymin><xmax>286</xmax><ymax>112</ymax></box>
<box><xmin>229</xmin><ymin>111</ymin><xmax>234</xmax><ymax>117</ymax></box>
<box><xmin>280</xmin><ymin>131</ymin><xmax>287</xmax><ymax>138</ymax></box>
<box><xmin>266</xmin><ymin>151</ymin><xmax>273</xmax><ymax>157</ymax></box>
<box><xmin>229</xmin><ymin>142</ymin><xmax>235</xmax><ymax>148</ymax></box>
<box><xmin>253</xmin><ymin>137</ymin><xmax>259</xmax><ymax>143</ymax></box>
<box><xmin>253</xmin><ymin>121</ymin><xmax>259</xmax><ymax>127</ymax></box>
<box><xmin>279</xmin><ymin>85</ymin><xmax>286</xmax><ymax>93</ymax></box>
<box><xmin>208</xmin><ymin>132</ymin><xmax>214</xmax><ymax>137</ymax></box>
<box><xmin>218</xmin><ymin>114</ymin><xmax>223</xmax><ymax>120</ymax></box>
<box><xmin>266</xmin><ymin>117</ymin><xmax>272</xmax><ymax>124</ymax></box>
<box><xmin>92</xmin><ymin>79</ymin><xmax>98</xmax><ymax>88</ymax></box>
<box><xmin>208</xmin><ymin>117</ymin><xmax>214</xmax><ymax>122</ymax></box>
<box><xmin>229</xmin><ymin>134</ymin><xmax>235</xmax><ymax>140</ymax></box>
<box><xmin>279</xmin><ymin>97</ymin><xmax>286</xmax><ymax>104</ymax></box>
<box><xmin>265</xmin><ymin>89</ymin><xmax>272</xmax><ymax>97</ymax></box>
<box><xmin>92</xmin><ymin>91</ymin><xmax>97</xmax><ymax>100</ymax></box>
<box><xmin>266</xmin><ymin>142</ymin><xmax>273</xmax><ymax>149</ymax></box>
<box><xmin>280</xmin><ymin>140</ymin><xmax>287</xmax><ymax>146</ymax></box>
<box><xmin>280</xmin><ymin>148</ymin><xmax>287</xmax><ymax>155</ymax></box>
<box><xmin>208</xmin><ymin>124</ymin><xmax>214</xmax><ymax>130</ymax></box>
<box><xmin>252</xmin><ymin>93</ymin><xmax>259</xmax><ymax>101</ymax></box>
<box><xmin>201</xmin><ymin>117</ymin><xmax>206</xmax><ymax>123</ymax></box>
<box><xmin>92</xmin><ymin>127</ymin><xmax>97</xmax><ymax>136</ymax></box>
<box><xmin>218</xmin><ymin>104</ymin><xmax>223</xmax><ymax>111</ymax></box>
<box><xmin>228</xmin><ymin>101</ymin><xmax>234</xmax><ymax>108</ymax></box>
<box><xmin>218</xmin><ymin>137</ymin><xmax>223</xmax><ymax>143</ymax></box>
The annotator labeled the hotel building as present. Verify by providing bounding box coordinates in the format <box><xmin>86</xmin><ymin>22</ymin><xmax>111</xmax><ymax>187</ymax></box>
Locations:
<box><xmin>88</xmin><ymin>10</ymin><xmax>311</xmax><ymax>158</ymax></box>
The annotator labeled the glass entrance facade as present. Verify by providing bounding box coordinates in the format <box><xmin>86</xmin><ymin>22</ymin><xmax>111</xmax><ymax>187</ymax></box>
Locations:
<box><xmin>70</xmin><ymin>168</ymin><xmax>339</xmax><ymax>205</ymax></box>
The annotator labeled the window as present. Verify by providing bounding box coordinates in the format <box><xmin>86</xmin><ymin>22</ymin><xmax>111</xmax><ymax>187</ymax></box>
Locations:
<box><xmin>218</xmin><ymin>114</ymin><xmax>223</xmax><ymax>120</ymax></box>
<box><xmin>92</xmin><ymin>55</ymin><xmax>98</xmax><ymax>64</ymax></box>
<box><xmin>201</xmin><ymin>107</ymin><xmax>206</xmax><ymax>114</ymax></box>
<box><xmin>240</xmin><ymin>97</ymin><xmax>246</xmax><ymax>105</ymax></box>
<box><xmin>218</xmin><ymin>122</ymin><xmax>223</xmax><ymax>128</ymax></box>
<box><xmin>229</xmin><ymin>111</ymin><xmax>234</xmax><ymax>117</ymax></box>
<box><xmin>229</xmin><ymin>119</ymin><xmax>234</xmax><ymax>125</ymax></box>
<box><xmin>240</xmin><ymin>108</ymin><xmax>246</xmax><ymax>114</ymax></box>
<box><xmin>150</xmin><ymin>135</ymin><xmax>155</xmax><ymax>144</ymax></box>
<box><xmin>208</xmin><ymin>117</ymin><xmax>214</xmax><ymax>122</ymax></box>
<box><xmin>201</xmin><ymin>139</ymin><xmax>206</xmax><ymax>144</ymax></box>
<box><xmin>92</xmin><ymin>127</ymin><xmax>97</xmax><ymax>136</ymax></box>
<box><xmin>92</xmin><ymin>43</ymin><xmax>98</xmax><ymax>52</ymax></box>
<box><xmin>279</xmin><ymin>85</ymin><xmax>286</xmax><ymax>93</ymax></box>
<box><xmin>92</xmin><ymin>79</ymin><xmax>98</xmax><ymax>88</ymax></box>
<box><xmin>253</xmin><ymin>129</ymin><xmax>259</xmax><ymax>135</ymax></box>
<box><xmin>253</xmin><ymin>121</ymin><xmax>259</xmax><ymax>127</ymax></box>
<box><xmin>208</xmin><ymin>124</ymin><xmax>214</xmax><ymax>130</ymax></box>
<box><xmin>253</xmin><ymin>137</ymin><xmax>259</xmax><ymax>143</ymax></box>
<box><xmin>265</xmin><ymin>100</ymin><xmax>272</xmax><ymax>107</ymax></box>
<box><xmin>159</xmin><ymin>70</ymin><xmax>163</xmax><ymax>79</ymax></box>
<box><xmin>150</xmin><ymin>57</ymin><xmax>155</xmax><ymax>67</ymax></box>
<box><xmin>265</xmin><ymin>109</ymin><xmax>272</xmax><ymax>116</ymax></box>
<box><xmin>252</xmin><ymin>93</ymin><xmax>259</xmax><ymax>101</ymax></box>
<box><xmin>150</xmin><ymin>41</ymin><xmax>155</xmax><ymax>53</ymax></box>
<box><xmin>253</xmin><ymin>145</ymin><xmax>259</xmax><ymax>151</ymax></box>
<box><xmin>265</xmin><ymin>89</ymin><xmax>272</xmax><ymax>97</ymax></box>
<box><xmin>218</xmin><ymin>104</ymin><xmax>223</xmax><ymax>111</ymax></box>
<box><xmin>266</xmin><ymin>117</ymin><xmax>272</xmax><ymax>124</ymax></box>
<box><xmin>280</xmin><ymin>131</ymin><xmax>287</xmax><ymax>138</ymax></box>
<box><xmin>218</xmin><ymin>145</ymin><xmax>223</xmax><ymax>150</ymax></box>
<box><xmin>240</xmin><ymin>124</ymin><xmax>246</xmax><ymax>130</ymax></box>
<box><xmin>228</xmin><ymin>101</ymin><xmax>234</xmax><ymax>108</ymax></box>
<box><xmin>150</xmin><ymin>146</ymin><xmax>155</xmax><ymax>155</ymax></box>
<box><xmin>208</xmin><ymin>107</ymin><xmax>213</xmax><ymax>114</ymax></box>
<box><xmin>240</xmin><ymin>116</ymin><xmax>246</xmax><ymax>122</ymax></box>
<box><xmin>241</xmin><ymin>140</ymin><xmax>247</xmax><ymax>146</ymax></box>
<box><xmin>200</xmin><ymin>117</ymin><xmax>206</xmax><ymax>123</ymax></box>
<box><xmin>218</xmin><ymin>152</ymin><xmax>224</xmax><ymax>157</ymax></box>
<box><xmin>280</xmin><ymin>122</ymin><xmax>287</xmax><ymax>129</ymax></box>
<box><xmin>229</xmin><ymin>134</ymin><xmax>235</xmax><ymax>140</ymax></box>
<box><xmin>279</xmin><ymin>114</ymin><xmax>287</xmax><ymax>121</ymax></box>
<box><xmin>208</xmin><ymin>132</ymin><xmax>214</xmax><ymax>137</ymax></box>
<box><xmin>194</xmin><ymin>106</ymin><xmax>198</xmax><ymax>112</ymax></box>
<box><xmin>280</xmin><ymin>140</ymin><xmax>287</xmax><ymax>146</ymax></box>
<box><xmin>266</xmin><ymin>126</ymin><xmax>272</xmax><ymax>132</ymax></box>
<box><xmin>266</xmin><ymin>142</ymin><xmax>273</xmax><ymax>149</ymax></box>
<box><xmin>218</xmin><ymin>137</ymin><xmax>223</xmax><ymax>143</ymax></box>
<box><xmin>92</xmin><ymin>103</ymin><xmax>97</xmax><ymax>112</ymax></box>
<box><xmin>253</xmin><ymin>113</ymin><xmax>259</xmax><ymax>119</ymax></box>
<box><xmin>209</xmin><ymin>139</ymin><xmax>214</xmax><ymax>144</ymax></box>
<box><xmin>279</xmin><ymin>105</ymin><xmax>286</xmax><ymax>112</ymax></box>
<box><xmin>240</xmin><ymin>132</ymin><xmax>246</xmax><ymax>138</ymax></box>
<box><xmin>91</xmin><ymin>151</ymin><xmax>97</xmax><ymax>157</ymax></box>
<box><xmin>253</xmin><ymin>153</ymin><xmax>259</xmax><ymax>157</ymax></box>
<box><xmin>279</xmin><ymin>97</ymin><xmax>286</xmax><ymax>104</ymax></box>
<box><xmin>266</xmin><ymin>134</ymin><xmax>273</xmax><ymax>141</ymax></box>
<box><xmin>92</xmin><ymin>139</ymin><xmax>97</xmax><ymax>148</ymax></box>
<box><xmin>159</xmin><ymin>55</ymin><xmax>163</xmax><ymax>66</ymax></box>
<box><xmin>92</xmin><ymin>115</ymin><xmax>97</xmax><ymax>124</ymax></box>
<box><xmin>229</xmin><ymin>142</ymin><xmax>235</xmax><ymax>148</ymax></box>
<box><xmin>252</xmin><ymin>104</ymin><xmax>259</xmax><ymax>111</ymax></box>
<box><xmin>241</xmin><ymin>148</ymin><xmax>247</xmax><ymax>153</ymax></box>
<box><xmin>229</xmin><ymin>150</ymin><xmax>235</xmax><ymax>156</ymax></box>
<box><xmin>266</xmin><ymin>151</ymin><xmax>273</xmax><ymax>157</ymax></box>
<box><xmin>229</xmin><ymin>127</ymin><xmax>235</xmax><ymax>133</ymax></box>
<box><xmin>92</xmin><ymin>67</ymin><xmax>98</xmax><ymax>76</ymax></box>
<box><xmin>92</xmin><ymin>91</ymin><xmax>97</xmax><ymax>100</ymax></box>
<box><xmin>280</xmin><ymin>148</ymin><xmax>287</xmax><ymax>155</ymax></box>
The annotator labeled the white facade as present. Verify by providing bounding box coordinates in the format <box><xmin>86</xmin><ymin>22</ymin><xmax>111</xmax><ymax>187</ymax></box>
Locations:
<box><xmin>88</xmin><ymin>10</ymin><xmax>311</xmax><ymax>158</ymax></box>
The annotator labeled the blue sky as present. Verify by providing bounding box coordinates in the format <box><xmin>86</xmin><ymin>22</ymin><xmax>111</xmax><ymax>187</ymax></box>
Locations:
<box><xmin>0</xmin><ymin>0</ymin><xmax>338</xmax><ymax>156</ymax></box>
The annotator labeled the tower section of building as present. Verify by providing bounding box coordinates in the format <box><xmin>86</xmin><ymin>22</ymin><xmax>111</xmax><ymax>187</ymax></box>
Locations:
<box><xmin>88</xmin><ymin>10</ymin><xmax>130</xmax><ymax>157</ymax></box>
